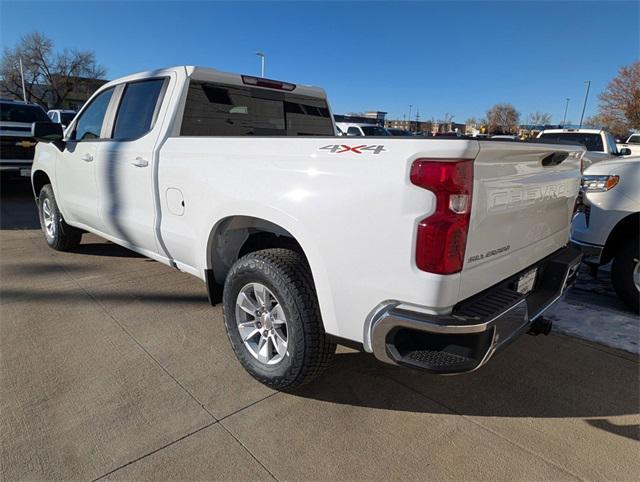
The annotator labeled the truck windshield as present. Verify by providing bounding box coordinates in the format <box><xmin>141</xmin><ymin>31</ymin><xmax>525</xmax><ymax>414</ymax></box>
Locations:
<box><xmin>180</xmin><ymin>81</ymin><xmax>334</xmax><ymax>136</ymax></box>
<box><xmin>538</xmin><ymin>132</ymin><xmax>604</xmax><ymax>152</ymax></box>
<box><xmin>627</xmin><ymin>134</ymin><xmax>640</xmax><ymax>144</ymax></box>
<box><xmin>1</xmin><ymin>103</ymin><xmax>50</xmax><ymax>123</ymax></box>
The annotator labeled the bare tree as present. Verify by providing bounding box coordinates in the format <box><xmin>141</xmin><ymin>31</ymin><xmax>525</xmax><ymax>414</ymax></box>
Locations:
<box><xmin>526</xmin><ymin>111</ymin><xmax>552</xmax><ymax>126</ymax></box>
<box><xmin>597</xmin><ymin>61</ymin><xmax>640</xmax><ymax>135</ymax></box>
<box><xmin>486</xmin><ymin>103</ymin><xmax>520</xmax><ymax>134</ymax></box>
<box><xmin>440</xmin><ymin>112</ymin><xmax>455</xmax><ymax>123</ymax></box>
<box><xmin>0</xmin><ymin>31</ymin><xmax>105</xmax><ymax>108</ymax></box>
<box><xmin>465</xmin><ymin>116</ymin><xmax>478</xmax><ymax>127</ymax></box>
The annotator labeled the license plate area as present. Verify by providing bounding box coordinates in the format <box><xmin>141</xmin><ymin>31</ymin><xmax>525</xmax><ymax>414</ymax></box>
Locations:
<box><xmin>516</xmin><ymin>268</ymin><xmax>538</xmax><ymax>295</ymax></box>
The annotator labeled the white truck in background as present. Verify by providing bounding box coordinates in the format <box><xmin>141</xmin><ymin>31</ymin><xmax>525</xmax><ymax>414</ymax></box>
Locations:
<box><xmin>30</xmin><ymin>66</ymin><xmax>583</xmax><ymax>389</ymax></box>
<box><xmin>335</xmin><ymin>122</ymin><xmax>390</xmax><ymax>136</ymax></box>
<box><xmin>572</xmin><ymin>158</ymin><xmax>640</xmax><ymax>312</ymax></box>
<box><xmin>47</xmin><ymin>109</ymin><xmax>77</xmax><ymax>129</ymax></box>
<box><xmin>538</xmin><ymin>128</ymin><xmax>632</xmax><ymax>168</ymax></box>
<box><xmin>616</xmin><ymin>133</ymin><xmax>640</xmax><ymax>156</ymax></box>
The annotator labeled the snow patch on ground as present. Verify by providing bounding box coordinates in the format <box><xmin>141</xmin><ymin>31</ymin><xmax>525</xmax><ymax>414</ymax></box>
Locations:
<box><xmin>546</xmin><ymin>265</ymin><xmax>639</xmax><ymax>355</ymax></box>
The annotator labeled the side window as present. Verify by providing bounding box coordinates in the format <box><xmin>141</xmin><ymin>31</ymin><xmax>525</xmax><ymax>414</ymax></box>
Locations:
<box><xmin>112</xmin><ymin>79</ymin><xmax>165</xmax><ymax>140</ymax></box>
<box><xmin>72</xmin><ymin>88</ymin><xmax>114</xmax><ymax>141</ymax></box>
<box><xmin>347</xmin><ymin>127</ymin><xmax>362</xmax><ymax>136</ymax></box>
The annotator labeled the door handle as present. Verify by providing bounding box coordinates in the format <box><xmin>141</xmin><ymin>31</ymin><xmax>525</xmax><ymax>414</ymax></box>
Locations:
<box><xmin>80</xmin><ymin>153</ymin><xmax>94</xmax><ymax>162</ymax></box>
<box><xmin>131</xmin><ymin>157</ymin><xmax>149</xmax><ymax>168</ymax></box>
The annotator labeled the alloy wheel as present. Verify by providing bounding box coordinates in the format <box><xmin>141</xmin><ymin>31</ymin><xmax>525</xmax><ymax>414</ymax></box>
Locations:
<box><xmin>235</xmin><ymin>282</ymin><xmax>288</xmax><ymax>364</ymax></box>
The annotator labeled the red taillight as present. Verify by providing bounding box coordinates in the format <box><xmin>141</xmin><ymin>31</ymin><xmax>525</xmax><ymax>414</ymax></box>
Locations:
<box><xmin>410</xmin><ymin>159</ymin><xmax>474</xmax><ymax>274</ymax></box>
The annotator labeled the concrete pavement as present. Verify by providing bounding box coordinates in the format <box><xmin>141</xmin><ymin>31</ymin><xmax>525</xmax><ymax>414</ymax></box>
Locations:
<box><xmin>1</xmin><ymin>179</ymin><xmax>638</xmax><ymax>480</ymax></box>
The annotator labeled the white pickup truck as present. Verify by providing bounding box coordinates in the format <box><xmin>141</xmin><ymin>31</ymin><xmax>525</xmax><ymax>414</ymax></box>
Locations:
<box><xmin>616</xmin><ymin>133</ymin><xmax>640</xmax><ymax>157</ymax></box>
<box><xmin>31</xmin><ymin>66</ymin><xmax>584</xmax><ymax>389</ymax></box>
<box><xmin>538</xmin><ymin>128</ymin><xmax>632</xmax><ymax>168</ymax></box>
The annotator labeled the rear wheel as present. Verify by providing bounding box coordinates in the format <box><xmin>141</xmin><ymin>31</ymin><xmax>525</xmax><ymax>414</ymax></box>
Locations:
<box><xmin>38</xmin><ymin>184</ymin><xmax>82</xmax><ymax>251</ymax></box>
<box><xmin>222</xmin><ymin>248</ymin><xmax>336</xmax><ymax>390</ymax></box>
<box><xmin>611</xmin><ymin>237</ymin><xmax>639</xmax><ymax>313</ymax></box>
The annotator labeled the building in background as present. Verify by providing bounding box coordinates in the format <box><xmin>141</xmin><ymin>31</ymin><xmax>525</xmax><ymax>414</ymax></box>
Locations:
<box><xmin>363</xmin><ymin>111</ymin><xmax>387</xmax><ymax>124</ymax></box>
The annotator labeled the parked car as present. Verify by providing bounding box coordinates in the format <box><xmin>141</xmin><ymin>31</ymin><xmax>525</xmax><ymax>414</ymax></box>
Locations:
<box><xmin>335</xmin><ymin>122</ymin><xmax>390</xmax><ymax>136</ymax></box>
<box><xmin>387</xmin><ymin>128</ymin><xmax>413</xmax><ymax>136</ymax></box>
<box><xmin>537</xmin><ymin>128</ymin><xmax>631</xmax><ymax>168</ymax></box>
<box><xmin>31</xmin><ymin>66</ymin><xmax>583</xmax><ymax>389</ymax></box>
<box><xmin>571</xmin><ymin>157</ymin><xmax>639</xmax><ymax>312</ymax></box>
<box><xmin>47</xmin><ymin>109</ymin><xmax>77</xmax><ymax>129</ymax></box>
<box><xmin>491</xmin><ymin>134</ymin><xmax>518</xmax><ymax>141</ymax></box>
<box><xmin>0</xmin><ymin>99</ymin><xmax>50</xmax><ymax>178</ymax></box>
<box><xmin>616</xmin><ymin>133</ymin><xmax>640</xmax><ymax>156</ymax></box>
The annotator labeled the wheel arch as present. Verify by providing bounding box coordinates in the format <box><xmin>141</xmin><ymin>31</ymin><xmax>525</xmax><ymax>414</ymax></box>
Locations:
<box><xmin>601</xmin><ymin>212</ymin><xmax>639</xmax><ymax>265</ymax></box>
<box><xmin>204</xmin><ymin>215</ymin><xmax>311</xmax><ymax>305</ymax></box>
<box><xmin>32</xmin><ymin>169</ymin><xmax>52</xmax><ymax>199</ymax></box>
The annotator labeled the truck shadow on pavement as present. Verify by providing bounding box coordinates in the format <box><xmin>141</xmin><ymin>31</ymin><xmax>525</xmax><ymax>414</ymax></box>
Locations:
<box><xmin>289</xmin><ymin>344</ymin><xmax>639</xmax><ymax>441</ymax></box>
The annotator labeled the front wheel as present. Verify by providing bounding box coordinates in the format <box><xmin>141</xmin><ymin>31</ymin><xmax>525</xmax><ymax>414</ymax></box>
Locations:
<box><xmin>38</xmin><ymin>184</ymin><xmax>82</xmax><ymax>251</ymax></box>
<box><xmin>222</xmin><ymin>248</ymin><xmax>336</xmax><ymax>390</ymax></box>
<box><xmin>611</xmin><ymin>237</ymin><xmax>639</xmax><ymax>313</ymax></box>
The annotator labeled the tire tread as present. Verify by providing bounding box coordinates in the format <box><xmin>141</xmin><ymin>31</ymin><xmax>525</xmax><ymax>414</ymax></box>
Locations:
<box><xmin>223</xmin><ymin>248</ymin><xmax>336</xmax><ymax>389</ymax></box>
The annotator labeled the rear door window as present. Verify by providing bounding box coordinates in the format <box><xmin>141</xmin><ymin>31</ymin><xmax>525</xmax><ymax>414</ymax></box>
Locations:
<box><xmin>112</xmin><ymin>79</ymin><xmax>165</xmax><ymax>140</ymax></box>
<box><xmin>180</xmin><ymin>81</ymin><xmax>334</xmax><ymax>136</ymax></box>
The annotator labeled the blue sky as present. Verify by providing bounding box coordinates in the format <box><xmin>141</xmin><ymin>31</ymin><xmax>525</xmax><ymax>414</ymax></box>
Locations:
<box><xmin>1</xmin><ymin>1</ymin><xmax>638</xmax><ymax>123</ymax></box>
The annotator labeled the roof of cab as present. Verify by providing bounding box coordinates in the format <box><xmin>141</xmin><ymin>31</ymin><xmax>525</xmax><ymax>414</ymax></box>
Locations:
<box><xmin>100</xmin><ymin>65</ymin><xmax>327</xmax><ymax>99</ymax></box>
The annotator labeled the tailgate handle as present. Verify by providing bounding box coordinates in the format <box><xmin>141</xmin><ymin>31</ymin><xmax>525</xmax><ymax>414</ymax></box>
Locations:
<box><xmin>541</xmin><ymin>152</ymin><xmax>568</xmax><ymax>167</ymax></box>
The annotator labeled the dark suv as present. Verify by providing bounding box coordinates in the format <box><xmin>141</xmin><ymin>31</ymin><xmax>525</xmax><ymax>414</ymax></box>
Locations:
<box><xmin>0</xmin><ymin>99</ymin><xmax>50</xmax><ymax>178</ymax></box>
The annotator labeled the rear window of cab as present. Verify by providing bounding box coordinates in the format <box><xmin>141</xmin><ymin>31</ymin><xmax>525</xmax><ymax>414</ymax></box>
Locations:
<box><xmin>180</xmin><ymin>81</ymin><xmax>334</xmax><ymax>136</ymax></box>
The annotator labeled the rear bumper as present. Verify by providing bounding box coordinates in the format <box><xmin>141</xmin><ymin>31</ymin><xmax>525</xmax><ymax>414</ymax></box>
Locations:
<box><xmin>370</xmin><ymin>245</ymin><xmax>582</xmax><ymax>374</ymax></box>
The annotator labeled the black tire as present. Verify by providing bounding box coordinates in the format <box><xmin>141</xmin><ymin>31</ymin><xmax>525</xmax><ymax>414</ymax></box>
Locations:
<box><xmin>611</xmin><ymin>237</ymin><xmax>639</xmax><ymax>313</ymax></box>
<box><xmin>223</xmin><ymin>248</ymin><xmax>336</xmax><ymax>390</ymax></box>
<box><xmin>38</xmin><ymin>184</ymin><xmax>82</xmax><ymax>251</ymax></box>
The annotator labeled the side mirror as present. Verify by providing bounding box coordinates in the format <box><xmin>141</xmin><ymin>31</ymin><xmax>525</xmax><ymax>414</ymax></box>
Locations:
<box><xmin>619</xmin><ymin>148</ymin><xmax>632</xmax><ymax>156</ymax></box>
<box><xmin>32</xmin><ymin>122</ymin><xmax>64</xmax><ymax>143</ymax></box>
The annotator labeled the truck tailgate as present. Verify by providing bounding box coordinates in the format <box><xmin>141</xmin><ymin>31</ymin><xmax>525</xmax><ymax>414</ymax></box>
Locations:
<box><xmin>459</xmin><ymin>141</ymin><xmax>583</xmax><ymax>300</ymax></box>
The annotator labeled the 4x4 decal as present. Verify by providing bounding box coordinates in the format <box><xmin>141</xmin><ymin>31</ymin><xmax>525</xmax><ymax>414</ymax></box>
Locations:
<box><xmin>319</xmin><ymin>144</ymin><xmax>386</xmax><ymax>154</ymax></box>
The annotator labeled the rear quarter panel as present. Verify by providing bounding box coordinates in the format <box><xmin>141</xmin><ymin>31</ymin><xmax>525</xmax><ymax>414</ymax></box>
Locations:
<box><xmin>158</xmin><ymin>137</ymin><xmax>479</xmax><ymax>341</ymax></box>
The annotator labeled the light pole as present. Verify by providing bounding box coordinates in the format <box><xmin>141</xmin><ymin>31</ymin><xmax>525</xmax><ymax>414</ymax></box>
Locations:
<box><xmin>19</xmin><ymin>58</ymin><xmax>27</xmax><ymax>102</ymax></box>
<box><xmin>579</xmin><ymin>80</ymin><xmax>591</xmax><ymax>129</ymax></box>
<box><xmin>562</xmin><ymin>97</ymin><xmax>570</xmax><ymax>126</ymax></box>
<box><xmin>255</xmin><ymin>52</ymin><xmax>265</xmax><ymax>78</ymax></box>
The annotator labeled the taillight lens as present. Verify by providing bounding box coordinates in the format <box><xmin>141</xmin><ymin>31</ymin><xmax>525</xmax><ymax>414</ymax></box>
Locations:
<box><xmin>410</xmin><ymin>159</ymin><xmax>474</xmax><ymax>274</ymax></box>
